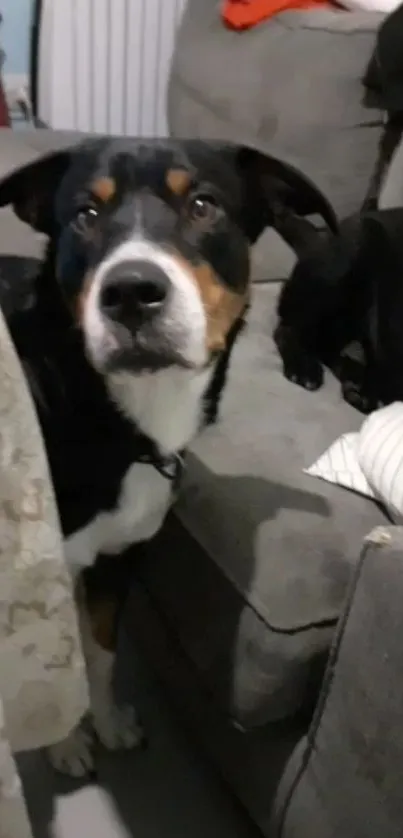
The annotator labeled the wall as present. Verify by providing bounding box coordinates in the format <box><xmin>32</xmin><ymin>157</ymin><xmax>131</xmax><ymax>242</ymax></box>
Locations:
<box><xmin>2</xmin><ymin>0</ymin><xmax>32</xmax><ymax>76</ymax></box>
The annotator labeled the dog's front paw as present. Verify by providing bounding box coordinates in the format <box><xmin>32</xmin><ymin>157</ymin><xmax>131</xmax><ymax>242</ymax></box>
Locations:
<box><xmin>274</xmin><ymin>323</ymin><xmax>324</xmax><ymax>391</ymax></box>
<box><xmin>342</xmin><ymin>380</ymin><xmax>378</xmax><ymax>414</ymax></box>
<box><xmin>48</xmin><ymin>723</ymin><xmax>95</xmax><ymax>777</ymax></box>
<box><xmin>283</xmin><ymin>355</ymin><xmax>324</xmax><ymax>391</ymax></box>
<box><xmin>340</xmin><ymin>357</ymin><xmax>379</xmax><ymax>413</ymax></box>
<box><xmin>93</xmin><ymin>702</ymin><xmax>145</xmax><ymax>751</ymax></box>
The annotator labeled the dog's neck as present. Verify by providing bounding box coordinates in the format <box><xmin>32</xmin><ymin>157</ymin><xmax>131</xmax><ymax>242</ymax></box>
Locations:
<box><xmin>107</xmin><ymin>366</ymin><xmax>213</xmax><ymax>455</ymax></box>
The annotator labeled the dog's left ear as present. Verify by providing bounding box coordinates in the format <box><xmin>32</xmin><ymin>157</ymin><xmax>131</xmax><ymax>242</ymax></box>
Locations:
<box><xmin>235</xmin><ymin>146</ymin><xmax>338</xmax><ymax>253</ymax></box>
<box><xmin>0</xmin><ymin>149</ymin><xmax>72</xmax><ymax>235</ymax></box>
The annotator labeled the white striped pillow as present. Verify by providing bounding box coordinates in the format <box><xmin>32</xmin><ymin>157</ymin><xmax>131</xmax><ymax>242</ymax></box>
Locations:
<box><xmin>305</xmin><ymin>402</ymin><xmax>403</xmax><ymax>522</ymax></box>
<box><xmin>358</xmin><ymin>402</ymin><xmax>403</xmax><ymax>522</ymax></box>
<box><xmin>304</xmin><ymin>432</ymin><xmax>375</xmax><ymax>499</ymax></box>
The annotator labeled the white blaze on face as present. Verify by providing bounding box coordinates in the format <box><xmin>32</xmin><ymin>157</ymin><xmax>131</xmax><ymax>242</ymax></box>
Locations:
<box><xmin>82</xmin><ymin>238</ymin><xmax>207</xmax><ymax>372</ymax></box>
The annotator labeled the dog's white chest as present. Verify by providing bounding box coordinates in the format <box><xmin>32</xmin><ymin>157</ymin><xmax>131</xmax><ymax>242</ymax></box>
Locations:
<box><xmin>65</xmin><ymin>462</ymin><xmax>172</xmax><ymax>578</ymax></box>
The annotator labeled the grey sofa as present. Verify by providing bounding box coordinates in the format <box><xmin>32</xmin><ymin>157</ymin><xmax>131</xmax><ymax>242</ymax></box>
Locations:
<box><xmin>0</xmin><ymin>6</ymin><xmax>402</xmax><ymax>833</ymax></box>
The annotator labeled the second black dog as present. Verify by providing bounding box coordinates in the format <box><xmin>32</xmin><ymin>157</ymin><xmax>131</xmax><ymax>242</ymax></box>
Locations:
<box><xmin>274</xmin><ymin>207</ymin><xmax>403</xmax><ymax>413</ymax></box>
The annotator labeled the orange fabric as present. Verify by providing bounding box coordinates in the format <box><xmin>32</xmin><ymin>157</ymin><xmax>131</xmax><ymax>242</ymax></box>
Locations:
<box><xmin>222</xmin><ymin>0</ymin><xmax>331</xmax><ymax>30</ymax></box>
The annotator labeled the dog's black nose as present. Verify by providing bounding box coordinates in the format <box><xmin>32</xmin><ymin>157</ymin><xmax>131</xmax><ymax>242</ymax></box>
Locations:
<box><xmin>100</xmin><ymin>260</ymin><xmax>169</xmax><ymax>323</ymax></box>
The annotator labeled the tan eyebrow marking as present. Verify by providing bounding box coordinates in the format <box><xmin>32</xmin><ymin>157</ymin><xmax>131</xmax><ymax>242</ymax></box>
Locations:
<box><xmin>91</xmin><ymin>176</ymin><xmax>116</xmax><ymax>203</ymax></box>
<box><xmin>166</xmin><ymin>168</ymin><xmax>191</xmax><ymax>196</ymax></box>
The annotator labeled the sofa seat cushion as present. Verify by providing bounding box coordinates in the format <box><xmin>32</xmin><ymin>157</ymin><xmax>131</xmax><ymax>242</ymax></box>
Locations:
<box><xmin>134</xmin><ymin>285</ymin><xmax>385</xmax><ymax>729</ymax></box>
<box><xmin>169</xmin><ymin>4</ymin><xmax>384</xmax><ymax>224</ymax></box>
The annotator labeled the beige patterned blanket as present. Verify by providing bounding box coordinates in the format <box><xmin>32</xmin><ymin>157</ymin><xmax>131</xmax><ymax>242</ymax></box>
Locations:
<box><xmin>0</xmin><ymin>307</ymin><xmax>88</xmax><ymax>838</ymax></box>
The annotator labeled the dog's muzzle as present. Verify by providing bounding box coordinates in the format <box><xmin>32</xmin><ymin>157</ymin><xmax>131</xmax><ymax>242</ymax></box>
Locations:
<box><xmin>99</xmin><ymin>259</ymin><xmax>170</xmax><ymax>327</ymax></box>
<box><xmin>83</xmin><ymin>242</ymin><xmax>207</xmax><ymax>373</ymax></box>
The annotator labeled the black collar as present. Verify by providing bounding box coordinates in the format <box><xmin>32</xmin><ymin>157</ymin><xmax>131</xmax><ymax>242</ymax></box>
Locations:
<box><xmin>137</xmin><ymin>447</ymin><xmax>186</xmax><ymax>491</ymax></box>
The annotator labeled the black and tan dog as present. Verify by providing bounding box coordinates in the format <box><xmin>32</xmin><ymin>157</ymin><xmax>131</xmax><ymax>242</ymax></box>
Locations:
<box><xmin>0</xmin><ymin>137</ymin><xmax>336</xmax><ymax>776</ymax></box>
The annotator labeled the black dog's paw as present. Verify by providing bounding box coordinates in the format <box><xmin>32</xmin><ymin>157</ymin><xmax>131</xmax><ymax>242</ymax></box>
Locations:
<box><xmin>283</xmin><ymin>355</ymin><xmax>324</xmax><ymax>391</ymax></box>
<box><xmin>340</xmin><ymin>356</ymin><xmax>380</xmax><ymax>414</ymax></box>
<box><xmin>341</xmin><ymin>380</ymin><xmax>377</xmax><ymax>414</ymax></box>
<box><xmin>274</xmin><ymin>323</ymin><xmax>324</xmax><ymax>391</ymax></box>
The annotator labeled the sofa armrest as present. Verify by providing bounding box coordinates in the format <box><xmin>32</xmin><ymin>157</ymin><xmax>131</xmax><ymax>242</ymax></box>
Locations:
<box><xmin>273</xmin><ymin>526</ymin><xmax>403</xmax><ymax>838</ymax></box>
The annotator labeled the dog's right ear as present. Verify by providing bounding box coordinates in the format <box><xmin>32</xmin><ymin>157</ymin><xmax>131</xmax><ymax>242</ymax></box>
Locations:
<box><xmin>0</xmin><ymin>149</ymin><xmax>72</xmax><ymax>235</ymax></box>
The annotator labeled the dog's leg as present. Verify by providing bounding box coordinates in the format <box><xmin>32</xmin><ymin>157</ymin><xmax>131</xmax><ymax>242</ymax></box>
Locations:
<box><xmin>274</xmin><ymin>321</ymin><xmax>324</xmax><ymax>391</ymax></box>
<box><xmin>340</xmin><ymin>353</ymin><xmax>380</xmax><ymax>414</ymax></box>
<box><xmin>48</xmin><ymin>582</ymin><xmax>143</xmax><ymax>777</ymax></box>
<box><xmin>340</xmin><ymin>211</ymin><xmax>403</xmax><ymax>412</ymax></box>
<box><xmin>47</xmin><ymin>723</ymin><xmax>94</xmax><ymax>778</ymax></box>
<box><xmin>275</xmin><ymin>216</ymin><xmax>365</xmax><ymax>392</ymax></box>
<box><xmin>85</xmin><ymin>593</ymin><xmax>143</xmax><ymax>752</ymax></box>
<box><xmin>339</xmin><ymin>307</ymin><xmax>382</xmax><ymax>414</ymax></box>
<box><xmin>274</xmin><ymin>237</ymin><xmax>333</xmax><ymax>392</ymax></box>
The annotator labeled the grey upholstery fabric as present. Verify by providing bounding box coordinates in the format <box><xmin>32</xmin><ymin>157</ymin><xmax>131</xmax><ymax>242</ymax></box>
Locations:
<box><xmin>273</xmin><ymin>526</ymin><xmax>403</xmax><ymax>838</ymax></box>
<box><xmin>168</xmin><ymin>0</ymin><xmax>384</xmax><ymax>284</ymax></box>
<box><xmin>379</xmin><ymin>134</ymin><xmax>403</xmax><ymax>208</ymax></box>
<box><xmin>136</xmin><ymin>283</ymin><xmax>385</xmax><ymax>727</ymax></box>
<box><xmin>125</xmin><ymin>560</ymin><xmax>306</xmax><ymax>837</ymax></box>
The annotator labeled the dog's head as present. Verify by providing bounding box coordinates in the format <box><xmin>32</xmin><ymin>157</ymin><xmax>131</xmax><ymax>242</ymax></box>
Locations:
<box><xmin>0</xmin><ymin>138</ymin><xmax>337</xmax><ymax>375</ymax></box>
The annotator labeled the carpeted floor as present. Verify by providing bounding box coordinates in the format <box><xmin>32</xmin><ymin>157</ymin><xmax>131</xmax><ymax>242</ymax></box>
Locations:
<box><xmin>18</xmin><ymin>631</ymin><xmax>257</xmax><ymax>838</ymax></box>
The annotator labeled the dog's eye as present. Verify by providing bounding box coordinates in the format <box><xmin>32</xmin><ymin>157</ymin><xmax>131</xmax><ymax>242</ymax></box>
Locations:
<box><xmin>74</xmin><ymin>204</ymin><xmax>99</xmax><ymax>233</ymax></box>
<box><xmin>189</xmin><ymin>194</ymin><xmax>219</xmax><ymax>224</ymax></box>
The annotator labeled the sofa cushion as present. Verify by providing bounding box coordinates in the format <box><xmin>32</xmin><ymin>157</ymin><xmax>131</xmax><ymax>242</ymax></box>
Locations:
<box><xmin>134</xmin><ymin>284</ymin><xmax>386</xmax><ymax>728</ymax></box>
<box><xmin>169</xmin><ymin>2</ymin><xmax>385</xmax><ymax>280</ymax></box>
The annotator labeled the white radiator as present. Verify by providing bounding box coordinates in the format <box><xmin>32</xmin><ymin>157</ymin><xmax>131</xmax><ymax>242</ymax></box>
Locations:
<box><xmin>37</xmin><ymin>0</ymin><xmax>186</xmax><ymax>134</ymax></box>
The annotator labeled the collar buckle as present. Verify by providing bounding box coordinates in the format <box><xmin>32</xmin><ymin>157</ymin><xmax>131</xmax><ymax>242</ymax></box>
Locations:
<box><xmin>138</xmin><ymin>449</ymin><xmax>185</xmax><ymax>488</ymax></box>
